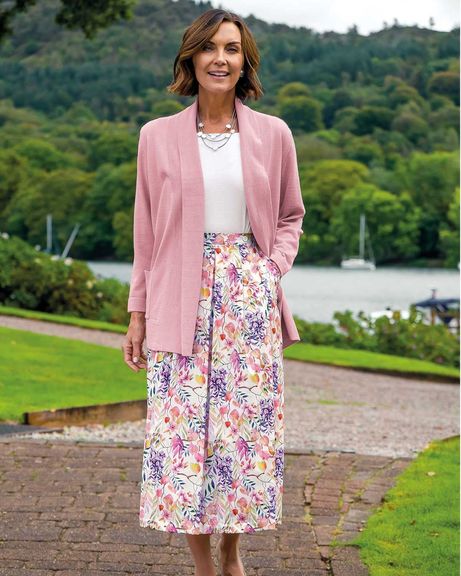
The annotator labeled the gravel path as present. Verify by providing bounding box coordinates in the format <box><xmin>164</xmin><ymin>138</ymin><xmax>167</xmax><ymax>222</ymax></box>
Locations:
<box><xmin>2</xmin><ymin>314</ymin><xmax>459</xmax><ymax>458</ymax></box>
<box><xmin>0</xmin><ymin>314</ymin><xmax>123</xmax><ymax>348</ymax></box>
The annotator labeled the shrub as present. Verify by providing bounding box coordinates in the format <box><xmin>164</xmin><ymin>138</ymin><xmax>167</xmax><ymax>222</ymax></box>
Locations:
<box><xmin>0</xmin><ymin>233</ymin><xmax>130</xmax><ymax>324</ymax></box>
<box><xmin>295</xmin><ymin>307</ymin><xmax>459</xmax><ymax>368</ymax></box>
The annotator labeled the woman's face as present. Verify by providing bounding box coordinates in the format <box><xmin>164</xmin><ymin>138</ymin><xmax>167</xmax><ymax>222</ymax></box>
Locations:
<box><xmin>192</xmin><ymin>21</ymin><xmax>245</xmax><ymax>97</ymax></box>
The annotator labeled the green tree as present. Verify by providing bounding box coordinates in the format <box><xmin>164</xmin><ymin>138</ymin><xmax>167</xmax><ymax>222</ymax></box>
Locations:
<box><xmin>439</xmin><ymin>187</ymin><xmax>460</xmax><ymax>267</ymax></box>
<box><xmin>301</xmin><ymin>159</ymin><xmax>369</xmax><ymax>220</ymax></box>
<box><xmin>279</xmin><ymin>96</ymin><xmax>323</xmax><ymax>133</ymax></box>
<box><xmin>151</xmin><ymin>99</ymin><xmax>184</xmax><ymax>118</ymax></box>
<box><xmin>383</xmin><ymin>76</ymin><xmax>425</xmax><ymax>109</ymax></box>
<box><xmin>14</xmin><ymin>139</ymin><xmax>74</xmax><ymax>172</ymax></box>
<box><xmin>391</xmin><ymin>111</ymin><xmax>429</xmax><ymax>145</ymax></box>
<box><xmin>88</xmin><ymin>130</ymin><xmax>138</xmax><ymax>171</ymax></box>
<box><xmin>0</xmin><ymin>0</ymin><xmax>135</xmax><ymax>42</ymax></box>
<box><xmin>396</xmin><ymin>151</ymin><xmax>459</xmax><ymax>257</ymax></box>
<box><xmin>3</xmin><ymin>168</ymin><xmax>92</xmax><ymax>250</ymax></box>
<box><xmin>333</xmin><ymin>106</ymin><xmax>359</xmax><ymax>133</ymax></box>
<box><xmin>397</xmin><ymin>151</ymin><xmax>459</xmax><ymax>217</ymax></box>
<box><xmin>60</xmin><ymin>102</ymin><xmax>99</xmax><ymax>124</ymax></box>
<box><xmin>78</xmin><ymin>161</ymin><xmax>134</xmax><ymax>258</ymax></box>
<box><xmin>323</xmin><ymin>88</ymin><xmax>354</xmax><ymax>127</ymax></box>
<box><xmin>331</xmin><ymin>184</ymin><xmax>421</xmax><ymax>263</ymax></box>
<box><xmin>277</xmin><ymin>82</ymin><xmax>311</xmax><ymax>101</ymax></box>
<box><xmin>428</xmin><ymin>71</ymin><xmax>460</xmax><ymax>105</ymax></box>
<box><xmin>299</xmin><ymin>160</ymin><xmax>369</xmax><ymax>262</ymax></box>
<box><xmin>294</xmin><ymin>133</ymin><xmax>340</xmax><ymax>164</ymax></box>
<box><xmin>353</xmin><ymin>106</ymin><xmax>394</xmax><ymax>135</ymax></box>
<box><xmin>343</xmin><ymin>136</ymin><xmax>385</xmax><ymax>166</ymax></box>
<box><xmin>429</xmin><ymin>104</ymin><xmax>460</xmax><ymax>139</ymax></box>
<box><xmin>113</xmin><ymin>207</ymin><xmax>133</xmax><ymax>260</ymax></box>
<box><xmin>0</xmin><ymin>150</ymin><xmax>27</xmax><ymax>216</ymax></box>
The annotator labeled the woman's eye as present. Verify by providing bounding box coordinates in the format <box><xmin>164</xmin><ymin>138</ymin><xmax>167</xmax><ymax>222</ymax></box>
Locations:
<box><xmin>203</xmin><ymin>45</ymin><xmax>238</xmax><ymax>52</ymax></box>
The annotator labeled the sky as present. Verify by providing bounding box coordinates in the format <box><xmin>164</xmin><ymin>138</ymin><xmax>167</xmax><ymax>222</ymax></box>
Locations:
<box><xmin>200</xmin><ymin>0</ymin><xmax>459</xmax><ymax>35</ymax></box>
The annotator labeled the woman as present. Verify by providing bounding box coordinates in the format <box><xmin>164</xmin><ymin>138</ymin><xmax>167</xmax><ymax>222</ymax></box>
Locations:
<box><xmin>122</xmin><ymin>8</ymin><xmax>305</xmax><ymax>576</ymax></box>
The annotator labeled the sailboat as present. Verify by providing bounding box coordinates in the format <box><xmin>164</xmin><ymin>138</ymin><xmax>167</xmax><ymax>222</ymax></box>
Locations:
<box><xmin>341</xmin><ymin>213</ymin><xmax>376</xmax><ymax>270</ymax></box>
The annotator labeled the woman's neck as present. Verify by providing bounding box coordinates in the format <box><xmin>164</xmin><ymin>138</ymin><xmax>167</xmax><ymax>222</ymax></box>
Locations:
<box><xmin>197</xmin><ymin>91</ymin><xmax>236</xmax><ymax>125</ymax></box>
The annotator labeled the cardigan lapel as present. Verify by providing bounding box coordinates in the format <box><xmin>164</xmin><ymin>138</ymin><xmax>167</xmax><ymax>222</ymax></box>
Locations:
<box><xmin>176</xmin><ymin>97</ymin><xmax>204</xmax><ymax>343</ymax></box>
<box><xmin>235</xmin><ymin>96</ymin><xmax>274</xmax><ymax>255</ymax></box>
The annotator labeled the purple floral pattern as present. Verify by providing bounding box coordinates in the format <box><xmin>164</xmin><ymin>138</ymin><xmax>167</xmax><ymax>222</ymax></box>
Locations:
<box><xmin>139</xmin><ymin>232</ymin><xmax>284</xmax><ymax>534</ymax></box>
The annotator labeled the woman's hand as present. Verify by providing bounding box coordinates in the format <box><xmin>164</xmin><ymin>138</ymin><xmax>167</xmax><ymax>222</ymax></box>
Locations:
<box><xmin>122</xmin><ymin>312</ymin><xmax>147</xmax><ymax>372</ymax></box>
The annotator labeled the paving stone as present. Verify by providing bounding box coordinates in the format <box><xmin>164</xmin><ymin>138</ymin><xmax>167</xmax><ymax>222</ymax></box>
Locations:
<box><xmin>331</xmin><ymin>545</ymin><xmax>369</xmax><ymax>575</ymax></box>
<box><xmin>0</xmin><ymin>523</ymin><xmax>62</xmax><ymax>541</ymax></box>
<box><xmin>0</xmin><ymin>438</ymin><xmax>412</xmax><ymax>575</ymax></box>
<box><xmin>60</xmin><ymin>527</ymin><xmax>104</xmax><ymax>543</ymax></box>
<box><xmin>0</xmin><ymin>570</ymin><xmax>59</xmax><ymax>576</ymax></box>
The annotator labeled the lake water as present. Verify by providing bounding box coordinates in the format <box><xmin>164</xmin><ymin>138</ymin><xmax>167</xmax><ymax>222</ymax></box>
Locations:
<box><xmin>86</xmin><ymin>261</ymin><xmax>460</xmax><ymax>323</ymax></box>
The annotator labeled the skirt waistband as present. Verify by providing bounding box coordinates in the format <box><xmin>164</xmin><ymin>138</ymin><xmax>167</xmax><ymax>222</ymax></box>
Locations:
<box><xmin>203</xmin><ymin>232</ymin><xmax>255</xmax><ymax>245</ymax></box>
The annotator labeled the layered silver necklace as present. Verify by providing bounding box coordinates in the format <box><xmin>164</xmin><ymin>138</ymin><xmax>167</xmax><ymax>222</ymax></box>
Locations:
<box><xmin>196</xmin><ymin>107</ymin><xmax>238</xmax><ymax>151</ymax></box>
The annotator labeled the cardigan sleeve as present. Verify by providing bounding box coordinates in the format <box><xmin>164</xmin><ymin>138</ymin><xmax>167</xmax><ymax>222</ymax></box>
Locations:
<box><xmin>269</xmin><ymin>122</ymin><xmax>306</xmax><ymax>277</ymax></box>
<box><xmin>127</xmin><ymin>125</ymin><xmax>155</xmax><ymax>313</ymax></box>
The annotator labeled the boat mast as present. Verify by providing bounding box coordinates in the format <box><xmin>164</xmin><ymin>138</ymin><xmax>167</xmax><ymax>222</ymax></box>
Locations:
<box><xmin>359</xmin><ymin>213</ymin><xmax>365</xmax><ymax>259</ymax></box>
<box><xmin>367</xmin><ymin>225</ymin><xmax>375</xmax><ymax>263</ymax></box>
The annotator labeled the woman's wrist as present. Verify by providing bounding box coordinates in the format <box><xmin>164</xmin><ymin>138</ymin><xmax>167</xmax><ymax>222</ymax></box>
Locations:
<box><xmin>130</xmin><ymin>311</ymin><xmax>146</xmax><ymax>322</ymax></box>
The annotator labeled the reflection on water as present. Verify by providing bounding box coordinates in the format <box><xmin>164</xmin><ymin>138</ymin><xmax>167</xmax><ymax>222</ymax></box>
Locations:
<box><xmin>86</xmin><ymin>261</ymin><xmax>460</xmax><ymax>324</ymax></box>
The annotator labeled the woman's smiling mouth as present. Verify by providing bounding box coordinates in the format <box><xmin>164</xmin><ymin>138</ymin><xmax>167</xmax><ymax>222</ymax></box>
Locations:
<box><xmin>208</xmin><ymin>71</ymin><xmax>230</xmax><ymax>78</ymax></box>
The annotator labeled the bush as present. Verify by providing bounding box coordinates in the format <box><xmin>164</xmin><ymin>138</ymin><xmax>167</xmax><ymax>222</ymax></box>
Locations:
<box><xmin>295</xmin><ymin>307</ymin><xmax>459</xmax><ymax>368</ymax></box>
<box><xmin>0</xmin><ymin>233</ymin><xmax>130</xmax><ymax>324</ymax></box>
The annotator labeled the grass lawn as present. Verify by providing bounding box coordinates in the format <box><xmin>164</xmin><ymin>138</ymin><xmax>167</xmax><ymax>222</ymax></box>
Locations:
<box><xmin>283</xmin><ymin>342</ymin><xmax>459</xmax><ymax>381</ymax></box>
<box><xmin>1</xmin><ymin>305</ymin><xmax>459</xmax><ymax>382</ymax></box>
<box><xmin>341</xmin><ymin>435</ymin><xmax>460</xmax><ymax>576</ymax></box>
<box><xmin>0</xmin><ymin>315</ymin><xmax>458</xmax><ymax>421</ymax></box>
<box><xmin>0</xmin><ymin>304</ymin><xmax>127</xmax><ymax>334</ymax></box>
<box><xmin>0</xmin><ymin>325</ymin><xmax>146</xmax><ymax>422</ymax></box>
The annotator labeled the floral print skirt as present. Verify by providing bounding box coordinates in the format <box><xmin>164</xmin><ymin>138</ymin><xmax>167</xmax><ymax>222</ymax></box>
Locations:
<box><xmin>139</xmin><ymin>231</ymin><xmax>284</xmax><ymax>534</ymax></box>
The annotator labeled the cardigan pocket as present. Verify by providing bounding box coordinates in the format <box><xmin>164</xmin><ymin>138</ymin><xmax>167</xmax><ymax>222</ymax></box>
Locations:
<box><xmin>260</xmin><ymin>250</ymin><xmax>281</xmax><ymax>283</ymax></box>
<box><xmin>255</xmin><ymin>246</ymin><xmax>281</xmax><ymax>314</ymax></box>
<box><xmin>267</xmin><ymin>256</ymin><xmax>282</xmax><ymax>282</ymax></box>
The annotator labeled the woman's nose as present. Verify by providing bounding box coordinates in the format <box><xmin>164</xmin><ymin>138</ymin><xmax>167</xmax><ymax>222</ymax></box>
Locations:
<box><xmin>214</xmin><ymin>52</ymin><xmax>227</xmax><ymax>63</ymax></box>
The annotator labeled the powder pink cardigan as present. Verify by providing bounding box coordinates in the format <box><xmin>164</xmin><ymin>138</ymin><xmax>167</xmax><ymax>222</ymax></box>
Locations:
<box><xmin>127</xmin><ymin>95</ymin><xmax>306</xmax><ymax>356</ymax></box>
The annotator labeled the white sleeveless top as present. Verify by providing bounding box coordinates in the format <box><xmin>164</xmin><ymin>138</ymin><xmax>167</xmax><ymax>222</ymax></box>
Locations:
<box><xmin>197</xmin><ymin>133</ymin><xmax>252</xmax><ymax>234</ymax></box>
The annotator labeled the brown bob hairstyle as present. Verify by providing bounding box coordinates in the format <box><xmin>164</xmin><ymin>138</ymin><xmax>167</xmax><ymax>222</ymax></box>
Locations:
<box><xmin>167</xmin><ymin>9</ymin><xmax>263</xmax><ymax>102</ymax></box>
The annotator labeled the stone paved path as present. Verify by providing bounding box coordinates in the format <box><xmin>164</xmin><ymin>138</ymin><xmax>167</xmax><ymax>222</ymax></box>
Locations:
<box><xmin>0</xmin><ymin>438</ymin><xmax>412</xmax><ymax>576</ymax></box>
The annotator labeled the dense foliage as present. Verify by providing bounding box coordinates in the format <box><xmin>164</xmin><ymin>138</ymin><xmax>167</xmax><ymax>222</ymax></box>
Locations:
<box><xmin>0</xmin><ymin>234</ymin><xmax>129</xmax><ymax>324</ymax></box>
<box><xmin>296</xmin><ymin>308</ymin><xmax>460</xmax><ymax>368</ymax></box>
<box><xmin>0</xmin><ymin>0</ymin><xmax>459</xmax><ymax>267</ymax></box>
